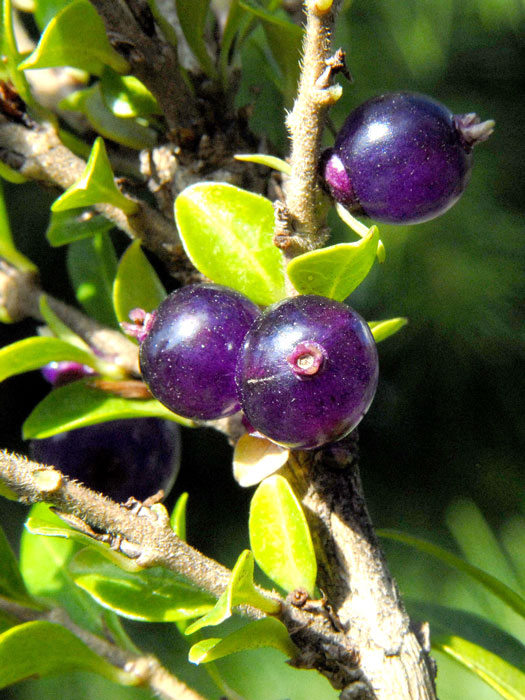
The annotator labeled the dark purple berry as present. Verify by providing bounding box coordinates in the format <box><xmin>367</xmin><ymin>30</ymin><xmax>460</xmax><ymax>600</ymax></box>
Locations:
<box><xmin>41</xmin><ymin>361</ymin><xmax>95</xmax><ymax>387</ymax></box>
<box><xmin>321</xmin><ymin>91</ymin><xmax>494</xmax><ymax>224</ymax></box>
<box><xmin>30</xmin><ymin>418</ymin><xmax>181</xmax><ymax>502</ymax></box>
<box><xmin>235</xmin><ymin>295</ymin><xmax>379</xmax><ymax>449</ymax></box>
<box><xmin>139</xmin><ymin>284</ymin><xmax>259</xmax><ymax>421</ymax></box>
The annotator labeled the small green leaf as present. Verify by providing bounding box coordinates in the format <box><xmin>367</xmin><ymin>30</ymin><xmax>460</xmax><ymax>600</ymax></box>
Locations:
<box><xmin>46</xmin><ymin>208</ymin><xmax>114</xmax><ymax>247</ymax></box>
<box><xmin>100</xmin><ymin>68</ymin><xmax>160</xmax><ymax>118</ymax></box>
<box><xmin>70</xmin><ymin>548</ymin><xmax>215</xmax><ymax>622</ymax></box>
<box><xmin>368</xmin><ymin>317</ymin><xmax>408</xmax><ymax>343</ymax></box>
<box><xmin>175</xmin><ymin>0</ymin><xmax>217</xmax><ymax>78</ymax></box>
<box><xmin>0</xmin><ymin>621</ymin><xmax>138</xmax><ymax>688</ymax></box>
<box><xmin>1</xmin><ymin>0</ymin><xmax>36</xmax><ymax>107</ymax></box>
<box><xmin>0</xmin><ymin>336</ymin><xmax>102</xmax><ymax>383</ymax></box>
<box><xmin>113</xmin><ymin>241</ymin><xmax>166</xmax><ymax>325</ymax></box>
<box><xmin>234</xmin><ymin>153</ymin><xmax>291</xmax><ymax>175</ymax></box>
<box><xmin>185</xmin><ymin>550</ymin><xmax>280</xmax><ymax>635</ymax></box>
<box><xmin>175</xmin><ymin>183</ymin><xmax>286</xmax><ymax>305</ymax></box>
<box><xmin>0</xmin><ymin>180</ymin><xmax>36</xmax><ymax>272</ymax></box>
<box><xmin>170</xmin><ymin>492</ymin><xmax>189</xmax><ymax>539</ymax></box>
<box><xmin>287</xmin><ymin>226</ymin><xmax>379</xmax><ymax>301</ymax></box>
<box><xmin>67</xmin><ymin>231</ymin><xmax>119</xmax><ymax>328</ymax></box>
<box><xmin>249</xmin><ymin>475</ymin><xmax>317</xmax><ymax>595</ymax></box>
<box><xmin>22</xmin><ymin>379</ymin><xmax>193</xmax><ymax>439</ymax></box>
<box><xmin>0</xmin><ymin>161</ymin><xmax>28</xmax><ymax>184</ymax></box>
<box><xmin>379</xmin><ymin>530</ymin><xmax>525</xmax><ymax>620</ymax></box>
<box><xmin>33</xmin><ymin>0</ymin><xmax>73</xmax><ymax>30</ymax></box>
<box><xmin>52</xmin><ymin>137</ymin><xmax>138</xmax><ymax>214</ymax></box>
<box><xmin>189</xmin><ymin>618</ymin><xmax>297</xmax><ymax>664</ymax></box>
<box><xmin>0</xmin><ymin>525</ymin><xmax>36</xmax><ymax>607</ymax></box>
<box><xmin>433</xmin><ymin>634</ymin><xmax>525</xmax><ymax>700</ymax></box>
<box><xmin>336</xmin><ymin>203</ymin><xmax>386</xmax><ymax>262</ymax></box>
<box><xmin>60</xmin><ymin>84</ymin><xmax>157</xmax><ymax>150</ymax></box>
<box><xmin>39</xmin><ymin>296</ymin><xmax>91</xmax><ymax>351</ymax></box>
<box><xmin>20</xmin><ymin>504</ymin><xmax>105</xmax><ymax>634</ymax></box>
<box><xmin>19</xmin><ymin>0</ymin><xmax>129</xmax><ymax>75</ymax></box>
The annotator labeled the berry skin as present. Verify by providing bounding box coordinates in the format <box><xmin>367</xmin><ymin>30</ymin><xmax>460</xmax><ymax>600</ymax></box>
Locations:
<box><xmin>235</xmin><ymin>295</ymin><xmax>379</xmax><ymax>449</ymax></box>
<box><xmin>321</xmin><ymin>91</ymin><xmax>494</xmax><ymax>224</ymax></box>
<box><xmin>139</xmin><ymin>284</ymin><xmax>260</xmax><ymax>421</ymax></box>
<box><xmin>30</xmin><ymin>418</ymin><xmax>181</xmax><ymax>502</ymax></box>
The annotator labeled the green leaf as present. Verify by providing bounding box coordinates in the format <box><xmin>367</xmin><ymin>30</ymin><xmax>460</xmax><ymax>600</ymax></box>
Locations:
<box><xmin>368</xmin><ymin>317</ymin><xmax>408</xmax><ymax>343</ymax></box>
<box><xmin>433</xmin><ymin>634</ymin><xmax>525</xmax><ymax>700</ymax></box>
<box><xmin>60</xmin><ymin>84</ymin><xmax>157</xmax><ymax>150</ymax></box>
<box><xmin>0</xmin><ymin>160</ymin><xmax>28</xmax><ymax>184</ymax></box>
<box><xmin>0</xmin><ymin>525</ymin><xmax>36</xmax><ymax>607</ymax></box>
<box><xmin>0</xmin><ymin>336</ymin><xmax>104</xmax><ymax>383</ymax></box>
<box><xmin>189</xmin><ymin>618</ymin><xmax>297</xmax><ymax>664</ymax></box>
<box><xmin>0</xmin><ymin>610</ymin><xmax>18</xmax><ymax>633</ymax></box>
<box><xmin>185</xmin><ymin>550</ymin><xmax>280</xmax><ymax>635</ymax></box>
<box><xmin>70</xmin><ymin>548</ymin><xmax>215</xmax><ymax>622</ymax></box>
<box><xmin>100</xmin><ymin>68</ymin><xmax>161</xmax><ymax>118</ymax></box>
<box><xmin>20</xmin><ymin>504</ymin><xmax>105</xmax><ymax>634</ymax></box>
<box><xmin>38</xmin><ymin>296</ymin><xmax>91</xmax><ymax>351</ymax></box>
<box><xmin>33</xmin><ymin>0</ymin><xmax>73</xmax><ymax>30</ymax></box>
<box><xmin>113</xmin><ymin>241</ymin><xmax>166</xmax><ymax>325</ymax></box>
<box><xmin>67</xmin><ymin>231</ymin><xmax>119</xmax><ymax>328</ymax></box>
<box><xmin>22</xmin><ymin>378</ymin><xmax>193</xmax><ymax>439</ymax></box>
<box><xmin>336</xmin><ymin>203</ymin><xmax>386</xmax><ymax>262</ymax></box>
<box><xmin>46</xmin><ymin>208</ymin><xmax>114</xmax><ymax>247</ymax></box>
<box><xmin>249</xmin><ymin>475</ymin><xmax>317</xmax><ymax>595</ymax></box>
<box><xmin>170</xmin><ymin>492</ymin><xmax>189</xmax><ymax>539</ymax></box>
<box><xmin>0</xmin><ymin>621</ymin><xmax>138</xmax><ymax>688</ymax></box>
<box><xmin>175</xmin><ymin>183</ymin><xmax>286</xmax><ymax>306</ymax></box>
<box><xmin>0</xmin><ymin>180</ymin><xmax>36</xmax><ymax>272</ymax></box>
<box><xmin>19</xmin><ymin>0</ymin><xmax>129</xmax><ymax>75</ymax></box>
<box><xmin>234</xmin><ymin>153</ymin><xmax>291</xmax><ymax>175</ymax></box>
<box><xmin>378</xmin><ymin>530</ymin><xmax>525</xmax><ymax>620</ymax></box>
<box><xmin>52</xmin><ymin>137</ymin><xmax>138</xmax><ymax>214</ymax></box>
<box><xmin>287</xmin><ymin>226</ymin><xmax>380</xmax><ymax>301</ymax></box>
<box><xmin>1</xmin><ymin>0</ymin><xmax>36</xmax><ymax>107</ymax></box>
<box><xmin>175</xmin><ymin>0</ymin><xmax>217</xmax><ymax>78</ymax></box>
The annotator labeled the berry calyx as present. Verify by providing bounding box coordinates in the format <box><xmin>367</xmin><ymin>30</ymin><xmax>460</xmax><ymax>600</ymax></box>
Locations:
<box><xmin>321</xmin><ymin>91</ymin><xmax>494</xmax><ymax>224</ymax></box>
<box><xmin>235</xmin><ymin>295</ymin><xmax>379</xmax><ymax>449</ymax></box>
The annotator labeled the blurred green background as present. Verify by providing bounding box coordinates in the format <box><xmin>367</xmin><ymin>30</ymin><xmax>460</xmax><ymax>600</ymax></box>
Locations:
<box><xmin>0</xmin><ymin>0</ymin><xmax>524</xmax><ymax>698</ymax></box>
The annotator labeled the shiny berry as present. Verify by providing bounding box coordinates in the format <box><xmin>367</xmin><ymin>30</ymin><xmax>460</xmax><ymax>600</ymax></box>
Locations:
<box><xmin>235</xmin><ymin>295</ymin><xmax>379</xmax><ymax>449</ymax></box>
<box><xmin>321</xmin><ymin>91</ymin><xmax>494</xmax><ymax>224</ymax></box>
<box><xmin>139</xmin><ymin>284</ymin><xmax>259</xmax><ymax>421</ymax></box>
<box><xmin>30</xmin><ymin>418</ymin><xmax>181</xmax><ymax>502</ymax></box>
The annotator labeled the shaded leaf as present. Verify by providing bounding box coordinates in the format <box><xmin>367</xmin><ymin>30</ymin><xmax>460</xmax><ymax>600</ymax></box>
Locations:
<box><xmin>434</xmin><ymin>634</ymin><xmax>525</xmax><ymax>700</ymax></box>
<box><xmin>174</xmin><ymin>183</ymin><xmax>286</xmax><ymax>306</ymax></box>
<box><xmin>0</xmin><ymin>180</ymin><xmax>36</xmax><ymax>272</ymax></box>
<box><xmin>70</xmin><ymin>548</ymin><xmax>215</xmax><ymax>622</ymax></box>
<box><xmin>19</xmin><ymin>0</ymin><xmax>129</xmax><ymax>75</ymax></box>
<box><xmin>52</xmin><ymin>137</ymin><xmax>138</xmax><ymax>214</ymax></box>
<box><xmin>100</xmin><ymin>68</ymin><xmax>160</xmax><ymax>118</ymax></box>
<box><xmin>175</xmin><ymin>0</ymin><xmax>217</xmax><ymax>78</ymax></box>
<box><xmin>368</xmin><ymin>317</ymin><xmax>408</xmax><ymax>343</ymax></box>
<box><xmin>189</xmin><ymin>618</ymin><xmax>297</xmax><ymax>664</ymax></box>
<box><xmin>0</xmin><ymin>621</ymin><xmax>137</xmax><ymax>688</ymax></box>
<box><xmin>249</xmin><ymin>475</ymin><xmax>317</xmax><ymax>595</ymax></box>
<box><xmin>234</xmin><ymin>153</ymin><xmax>291</xmax><ymax>175</ymax></box>
<box><xmin>0</xmin><ymin>525</ymin><xmax>36</xmax><ymax>607</ymax></box>
<box><xmin>22</xmin><ymin>378</ymin><xmax>194</xmax><ymax>439</ymax></box>
<box><xmin>379</xmin><ymin>530</ymin><xmax>525</xmax><ymax>620</ymax></box>
<box><xmin>46</xmin><ymin>208</ymin><xmax>113</xmax><ymax>247</ymax></box>
<box><xmin>287</xmin><ymin>226</ymin><xmax>379</xmax><ymax>301</ymax></box>
<box><xmin>113</xmin><ymin>240</ymin><xmax>166</xmax><ymax>325</ymax></box>
<box><xmin>170</xmin><ymin>492</ymin><xmax>189</xmax><ymax>540</ymax></box>
<box><xmin>233</xmin><ymin>433</ymin><xmax>289</xmax><ymax>487</ymax></box>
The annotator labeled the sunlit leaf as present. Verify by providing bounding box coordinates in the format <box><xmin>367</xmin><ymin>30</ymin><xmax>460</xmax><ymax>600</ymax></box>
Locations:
<box><xmin>0</xmin><ymin>621</ymin><xmax>138</xmax><ymax>688</ymax></box>
<box><xmin>100</xmin><ymin>68</ymin><xmax>160</xmax><ymax>118</ymax></box>
<box><xmin>19</xmin><ymin>0</ymin><xmax>129</xmax><ymax>75</ymax></box>
<box><xmin>234</xmin><ymin>153</ymin><xmax>291</xmax><ymax>175</ymax></box>
<box><xmin>170</xmin><ymin>492</ymin><xmax>189</xmax><ymax>540</ymax></box>
<box><xmin>46</xmin><ymin>208</ymin><xmax>113</xmax><ymax>247</ymax></box>
<box><xmin>0</xmin><ymin>161</ymin><xmax>28</xmax><ymax>184</ymax></box>
<box><xmin>33</xmin><ymin>0</ymin><xmax>73</xmax><ymax>30</ymax></box>
<box><xmin>175</xmin><ymin>0</ymin><xmax>217</xmax><ymax>78</ymax></box>
<box><xmin>189</xmin><ymin>618</ymin><xmax>296</xmax><ymax>664</ymax></box>
<box><xmin>22</xmin><ymin>379</ymin><xmax>194</xmax><ymax>439</ymax></box>
<box><xmin>379</xmin><ymin>530</ymin><xmax>525</xmax><ymax>620</ymax></box>
<box><xmin>175</xmin><ymin>183</ymin><xmax>286</xmax><ymax>306</ymax></box>
<box><xmin>434</xmin><ymin>634</ymin><xmax>525</xmax><ymax>700</ymax></box>
<box><xmin>70</xmin><ymin>548</ymin><xmax>215</xmax><ymax>622</ymax></box>
<box><xmin>287</xmin><ymin>226</ymin><xmax>380</xmax><ymax>301</ymax></box>
<box><xmin>1</xmin><ymin>0</ymin><xmax>36</xmax><ymax>106</ymax></box>
<box><xmin>249</xmin><ymin>475</ymin><xmax>317</xmax><ymax>595</ymax></box>
<box><xmin>113</xmin><ymin>241</ymin><xmax>166</xmax><ymax>325</ymax></box>
<box><xmin>368</xmin><ymin>317</ymin><xmax>408</xmax><ymax>343</ymax></box>
<box><xmin>38</xmin><ymin>296</ymin><xmax>91</xmax><ymax>351</ymax></box>
<box><xmin>52</xmin><ymin>137</ymin><xmax>138</xmax><ymax>214</ymax></box>
<box><xmin>0</xmin><ymin>525</ymin><xmax>36</xmax><ymax>607</ymax></box>
<box><xmin>233</xmin><ymin>433</ymin><xmax>289</xmax><ymax>487</ymax></box>
<box><xmin>0</xmin><ymin>180</ymin><xmax>36</xmax><ymax>272</ymax></box>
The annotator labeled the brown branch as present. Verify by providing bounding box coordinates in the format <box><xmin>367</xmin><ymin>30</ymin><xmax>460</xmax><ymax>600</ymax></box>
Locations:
<box><xmin>0</xmin><ymin>598</ymin><xmax>209</xmax><ymax>700</ymax></box>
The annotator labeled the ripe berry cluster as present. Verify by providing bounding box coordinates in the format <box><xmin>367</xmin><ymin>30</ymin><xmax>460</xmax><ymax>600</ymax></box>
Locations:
<box><xmin>136</xmin><ymin>284</ymin><xmax>379</xmax><ymax>450</ymax></box>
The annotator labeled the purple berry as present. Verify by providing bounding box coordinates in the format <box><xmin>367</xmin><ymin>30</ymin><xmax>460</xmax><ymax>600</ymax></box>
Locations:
<box><xmin>139</xmin><ymin>284</ymin><xmax>259</xmax><ymax>421</ymax></box>
<box><xmin>30</xmin><ymin>418</ymin><xmax>181</xmax><ymax>502</ymax></box>
<box><xmin>321</xmin><ymin>92</ymin><xmax>494</xmax><ymax>224</ymax></box>
<box><xmin>235</xmin><ymin>295</ymin><xmax>379</xmax><ymax>449</ymax></box>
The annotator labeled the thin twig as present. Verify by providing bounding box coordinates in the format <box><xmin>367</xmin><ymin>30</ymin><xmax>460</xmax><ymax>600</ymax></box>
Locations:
<box><xmin>0</xmin><ymin>598</ymin><xmax>209</xmax><ymax>700</ymax></box>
